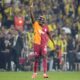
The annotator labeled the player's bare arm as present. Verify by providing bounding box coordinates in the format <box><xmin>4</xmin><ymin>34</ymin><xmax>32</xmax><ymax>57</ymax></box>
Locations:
<box><xmin>47</xmin><ymin>31</ymin><xmax>55</xmax><ymax>48</ymax></box>
<box><xmin>30</xmin><ymin>2</ymin><xmax>35</xmax><ymax>24</ymax></box>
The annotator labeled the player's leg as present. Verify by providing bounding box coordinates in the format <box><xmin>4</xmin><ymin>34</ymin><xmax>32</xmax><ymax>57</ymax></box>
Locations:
<box><xmin>42</xmin><ymin>45</ymin><xmax>48</xmax><ymax>78</ymax></box>
<box><xmin>43</xmin><ymin>55</ymin><xmax>48</xmax><ymax>78</ymax></box>
<box><xmin>32</xmin><ymin>58</ymin><xmax>38</xmax><ymax>79</ymax></box>
<box><xmin>32</xmin><ymin>44</ymin><xmax>40</xmax><ymax>79</ymax></box>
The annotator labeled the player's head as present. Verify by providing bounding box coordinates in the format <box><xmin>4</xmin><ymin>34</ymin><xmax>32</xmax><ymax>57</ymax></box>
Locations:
<box><xmin>38</xmin><ymin>16</ymin><xmax>45</xmax><ymax>25</ymax></box>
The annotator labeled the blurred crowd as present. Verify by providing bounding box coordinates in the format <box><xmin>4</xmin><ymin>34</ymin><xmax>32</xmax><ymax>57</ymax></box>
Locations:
<box><xmin>0</xmin><ymin>0</ymin><xmax>80</xmax><ymax>71</ymax></box>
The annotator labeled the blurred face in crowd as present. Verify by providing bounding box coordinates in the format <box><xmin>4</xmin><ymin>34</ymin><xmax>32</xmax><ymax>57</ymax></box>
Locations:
<box><xmin>67</xmin><ymin>34</ymin><xmax>72</xmax><ymax>41</ymax></box>
<box><xmin>11</xmin><ymin>29</ymin><xmax>18</xmax><ymax>38</ymax></box>
<box><xmin>7</xmin><ymin>33</ymin><xmax>12</xmax><ymax>40</ymax></box>
<box><xmin>1</xmin><ymin>27</ymin><xmax>8</xmax><ymax>36</ymax></box>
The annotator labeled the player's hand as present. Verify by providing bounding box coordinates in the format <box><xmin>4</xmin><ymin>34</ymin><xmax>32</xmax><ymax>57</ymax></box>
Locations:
<box><xmin>30</xmin><ymin>3</ymin><xmax>33</xmax><ymax>8</ymax></box>
<box><xmin>30</xmin><ymin>0</ymin><xmax>33</xmax><ymax>8</ymax></box>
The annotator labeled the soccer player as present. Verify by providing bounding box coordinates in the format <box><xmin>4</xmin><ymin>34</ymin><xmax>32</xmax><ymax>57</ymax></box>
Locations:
<box><xmin>30</xmin><ymin>3</ymin><xmax>54</xmax><ymax>79</ymax></box>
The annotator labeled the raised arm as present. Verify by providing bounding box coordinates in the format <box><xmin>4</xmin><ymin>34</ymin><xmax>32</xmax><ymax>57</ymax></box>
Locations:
<box><xmin>30</xmin><ymin>2</ymin><xmax>35</xmax><ymax>24</ymax></box>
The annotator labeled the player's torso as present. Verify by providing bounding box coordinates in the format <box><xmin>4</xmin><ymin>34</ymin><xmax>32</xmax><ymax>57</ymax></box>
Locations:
<box><xmin>41</xmin><ymin>25</ymin><xmax>49</xmax><ymax>45</ymax></box>
<box><xmin>33</xmin><ymin>21</ymin><xmax>42</xmax><ymax>45</ymax></box>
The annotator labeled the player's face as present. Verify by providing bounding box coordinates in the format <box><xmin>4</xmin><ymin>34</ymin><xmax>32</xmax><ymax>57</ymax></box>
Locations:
<box><xmin>39</xmin><ymin>20</ymin><xmax>45</xmax><ymax>26</ymax></box>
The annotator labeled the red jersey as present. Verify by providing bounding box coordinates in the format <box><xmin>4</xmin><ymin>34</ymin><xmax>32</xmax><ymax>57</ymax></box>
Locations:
<box><xmin>41</xmin><ymin>25</ymin><xmax>49</xmax><ymax>45</ymax></box>
<box><xmin>14</xmin><ymin>16</ymin><xmax>24</xmax><ymax>31</ymax></box>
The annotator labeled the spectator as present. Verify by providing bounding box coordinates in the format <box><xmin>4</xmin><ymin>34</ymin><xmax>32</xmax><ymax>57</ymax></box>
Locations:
<box><xmin>67</xmin><ymin>34</ymin><xmax>76</xmax><ymax>71</ymax></box>
<box><xmin>75</xmin><ymin>34</ymin><xmax>80</xmax><ymax>71</ymax></box>
<box><xmin>2</xmin><ymin>14</ymin><xmax>13</xmax><ymax>29</ymax></box>
<box><xmin>24</xmin><ymin>15</ymin><xmax>32</xmax><ymax>31</ymax></box>
<box><xmin>71</xmin><ymin>22</ymin><xmax>78</xmax><ymax>39</ymax></box>
<box><xmin>3</xmin><ymin>32</ymin><xmax>12</xmax><ymax>71</ymax></box>
<box><xmin>0</xmin><ymin>31</ymin><xmax>5</xmax><ymax>70</ymax></box>
<box><xmin>11</xmin><ymin>31</ymin><xmax>23</xmax><ymax>71</ymax></box>
<box><xmin>14</xmin><ymin>11</ymin><xmax>25</xmax><ymax>31</ymax></box>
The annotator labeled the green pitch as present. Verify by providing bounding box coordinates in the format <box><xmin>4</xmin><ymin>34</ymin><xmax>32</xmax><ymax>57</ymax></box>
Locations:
<box><xmin>0</xmin><ymin>71</ymin><xmax>80</xmax><ymax>80</ymax></box>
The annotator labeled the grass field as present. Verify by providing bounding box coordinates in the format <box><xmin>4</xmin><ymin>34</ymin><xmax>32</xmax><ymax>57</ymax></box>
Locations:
<box><xmin>0</xmin><ymin>71</ymin><xmax>80</xmax><ymax>80</ymax></box>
